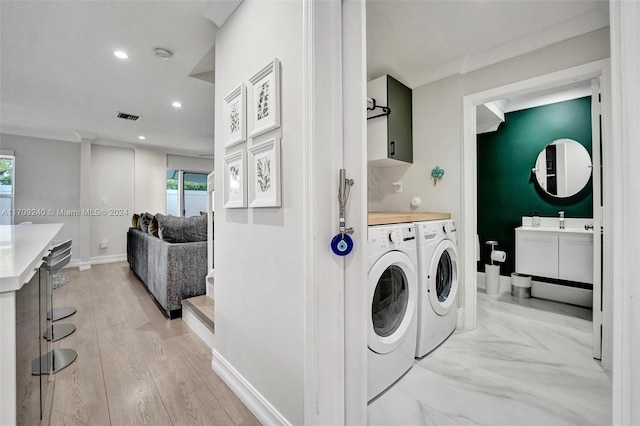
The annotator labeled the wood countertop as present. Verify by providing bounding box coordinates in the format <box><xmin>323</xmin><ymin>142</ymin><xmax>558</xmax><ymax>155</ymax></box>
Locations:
<box><xmin>368</xmin><ymin>212</ymin><xmax>451</xmax><ymax>226</ymax></box>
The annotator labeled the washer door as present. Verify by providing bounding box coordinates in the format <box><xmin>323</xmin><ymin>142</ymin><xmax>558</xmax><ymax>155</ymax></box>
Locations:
<box><xmin>368</xmin><ymin>251</ymin><xmax>417</xmax><ymax>354</ymax></box>
<box><xmin>427</xmin><ymin>239</ymin><xmax>459</xmax><ymax>316</ymax></box>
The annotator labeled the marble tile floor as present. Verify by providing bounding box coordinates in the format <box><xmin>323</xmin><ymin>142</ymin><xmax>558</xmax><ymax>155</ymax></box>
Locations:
<box><xmin>368</xmin><ymin>291</ymin><xmax>612</xmax><ymax>426</ymax></box>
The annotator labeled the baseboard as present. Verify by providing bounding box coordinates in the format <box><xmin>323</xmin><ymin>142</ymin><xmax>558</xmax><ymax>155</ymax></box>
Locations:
<box><xmin>65</xmin><ymin>255</ymin><xmax>127</xmax><ymax>271</ymax></box>
<box><xmin>90</xmin><ymin>254</ymin><xmax>127</xmax><ymax>265</ymax></box>
<box><xmin>65</xmin><ymin>259</ymin><xmax>80</xmax><ymax>269</ymax></box>
<box><xmin>476</xmin><ymin>271</ymin><xmax>511</xmax><ymax>294</ymax></box>
<box><xmin>212</xmin><ymin>349</ymin><xmax>292</xmax><ymax>426</ymax></box>
<box><xmin>476</xmin><ymin>271</ymin><xmax>592</xmax><ymax>308</ymax></box>
<box><xmin>456</xmin><ymin>307</ymin><xmax>465</xmax><ymax>330</ymax></box>
<box><xmin>531</xmin><ymin>280</ymin><xmax>592</xmax><ymax>308</ymax></box>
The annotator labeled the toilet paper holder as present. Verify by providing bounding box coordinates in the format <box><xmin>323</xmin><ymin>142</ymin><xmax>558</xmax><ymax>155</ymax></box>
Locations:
<box><xmin>485</xmin><ymin>240</ymin><xmax>506</xmax><ymax>264</ymax></box>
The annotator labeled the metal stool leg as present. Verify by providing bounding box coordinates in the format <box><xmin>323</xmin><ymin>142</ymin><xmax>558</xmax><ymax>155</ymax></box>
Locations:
<box><xmin>47</xmin><ymin>307</ymin><xmax>76</xmax><ymax>321</ymax></box>
<box><xmin>43</xmin><ymin>323</ymin><xmax>76</xmax><ymax>342</ymax></box>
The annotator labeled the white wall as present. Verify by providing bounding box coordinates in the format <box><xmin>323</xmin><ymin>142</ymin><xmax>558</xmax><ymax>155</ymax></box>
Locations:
<box><xmin>90</xmin><ymin>144</ymin><xmax>134</xmax><ymax>259</ymax></box>
<box><xmin>134</xmin><ymin>149</ymin><xmax>166</xmax><ymax>214</ymax></box>
<box><xmin>167</xmin><ymin>154</ymin><xmax>213</xmax><ymax>174</ymax></box>
<box><xmin>0</xmin><ymin>133</ymin><xmax>81</xmax><ymax>258</ymax></box>
<box><xmin>368</xmin><ymin>74</ymin><xmax>462</xmax><ymax>220</ymax></box>
<box><xmin>368</xmin><ymin>28</ymin><xmax>610</xmax><ymax>221</ymax></box>
<box><xmin>214</xmin><ymin>0</ymin><xmax>304</xmax><ymax>423</ymax></box>
<box><xmin>0</xmin><ymin>134</ymin><xmax>174</xmax><ymax>265</ymax></box>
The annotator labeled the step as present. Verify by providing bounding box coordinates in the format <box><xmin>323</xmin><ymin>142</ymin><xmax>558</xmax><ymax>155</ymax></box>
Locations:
<box><xmin>182</xmin><ymin>295</ymin><xmax>215</xmax><ymax>349</ymax></box>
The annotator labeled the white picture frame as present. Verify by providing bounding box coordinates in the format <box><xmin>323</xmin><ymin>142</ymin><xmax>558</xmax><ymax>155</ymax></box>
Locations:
<box><xmin>223</xmin><ymin>149</ymin><xmax>247</xmax><ymax>208</ymax></box>
<box><xmin>248</xmin><ymin>58</ymin><xmax>281</xmax><ymax>138</ymax></box>
<box><xmin>249</xmin><ymin>138</ymin><xmax>281</xmax><ymax>208</ymax></box>
<box><xmin>223</xmin><ymin>83</ymin><xmax>246</xmax><ymax>148</ymax></box>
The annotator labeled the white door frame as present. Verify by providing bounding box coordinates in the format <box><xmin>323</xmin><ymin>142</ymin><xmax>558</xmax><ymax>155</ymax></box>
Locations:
<box><xmin>609</xmin><ymin>1</ymin><xmax>640</xmax><ymax>423</ymax></box>
<box><xmin>342</xmin><ymin>1</ymin><xmax>368</xmax><ymax>424</ymax></box>
<box><xmin>302</xmin><ymin>0</ymin><xmax>344</xmax><ymax>424</ymax></box>
<box><xmin>302</xmin><ymin>0</ymin><xmax>367</xmax><ymax>424</ymax></box>
<box><xmin>461</xmin><ymin>59</ymin><xmax>611</xmax><ymax>336</ymax></box>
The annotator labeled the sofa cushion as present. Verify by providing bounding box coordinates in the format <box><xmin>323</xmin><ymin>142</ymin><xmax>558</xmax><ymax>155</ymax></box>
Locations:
<box><xmin>139</xmin><ymin>212</ymin><xmax>154</xmax><ymax>233</ymax></box>
<box><xmin>132</xmin><ymin>213</ymin><xmax>140</xmax><ymax>228</ymax></box>
<box><xmin>148</xmin><ymin>216</ymin><xmax>159</xmax><ymax>237</ymax></box>
<box><xmin>156</xmin><ymin>213</ymin><xmax>207</xmax><ymax>243</ymax></box>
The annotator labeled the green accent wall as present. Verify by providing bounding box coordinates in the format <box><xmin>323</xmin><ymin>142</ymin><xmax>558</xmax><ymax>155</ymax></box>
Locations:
<box><xmin>477</xmin><ymin>97</ymin><xmax>593</xmax><ymax>275</ymax></box>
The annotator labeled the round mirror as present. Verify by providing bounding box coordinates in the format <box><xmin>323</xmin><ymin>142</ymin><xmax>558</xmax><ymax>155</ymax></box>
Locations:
<box><xmin>533</xmin><ymin>138</ymin><xmax>592</xmax><ymax>198</ymax></box>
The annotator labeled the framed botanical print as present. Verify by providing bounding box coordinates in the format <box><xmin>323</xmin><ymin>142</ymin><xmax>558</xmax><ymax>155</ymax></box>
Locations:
<box><xmin>248</xmin><ymin>58</ymin><xmax>281</xmax><ymax>138</ymax></box>
<box><xmin>248</xmin><ymin>138</ymin><xmax>281</xmax><ymax>208</ymax></box>
<box><xmin>223</xmin><ymin>83</ymin><xmax>246</xmax><ymax>148</ymax></box>
<box><xmin>223</xmin><ymin>149</ymin><xmax>247</xmax><ymax>208</ymax></box>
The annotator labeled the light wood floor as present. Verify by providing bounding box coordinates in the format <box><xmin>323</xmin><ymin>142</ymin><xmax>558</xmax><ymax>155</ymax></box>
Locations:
<box><xmin>43</xmin><ymin>262</ymin><xmax>259</xmax><ymax>426</ymax></box>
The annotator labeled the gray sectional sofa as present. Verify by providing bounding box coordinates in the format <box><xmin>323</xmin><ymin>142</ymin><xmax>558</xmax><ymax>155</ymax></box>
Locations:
<box><xmin>127</xmin><ymin>214</ymin><xmax>208</xmax><ymax>318</ymax></box>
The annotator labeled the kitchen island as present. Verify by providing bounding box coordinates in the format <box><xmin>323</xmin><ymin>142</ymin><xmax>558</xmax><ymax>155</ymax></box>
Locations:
<box><xmin>0</xmin><ymin>223</ymin><xmax>63</xmax><ymax>425</ymax></box>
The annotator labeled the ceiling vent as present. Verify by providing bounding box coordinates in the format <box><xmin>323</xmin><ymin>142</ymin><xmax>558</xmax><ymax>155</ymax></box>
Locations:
<box><xmin>116</xmin><ymin>111</ymin><xmax>142</xmax><ymax>121</ymax></box>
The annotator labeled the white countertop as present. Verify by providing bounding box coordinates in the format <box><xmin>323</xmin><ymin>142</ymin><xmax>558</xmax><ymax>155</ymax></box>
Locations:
<box><xmin>518</xmin><ymin>216</ymin><xmax>594</xmax><ymax>235</ymax></box>
<box><xmin>516</xmin><ymin>226</ymin><xmax>593</xmax><ymax>235</ymax></box>
<box><xmin>0</xmin><ymin>224</ymin><xmax>63</xmax><ymax>293</ymax></box>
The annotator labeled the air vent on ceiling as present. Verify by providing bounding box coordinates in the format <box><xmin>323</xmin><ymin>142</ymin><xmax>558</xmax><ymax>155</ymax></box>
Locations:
<box><xmin>116</xmin><ymin>111</ymin><xmax>142</xmax><ymax>121</ymax></box>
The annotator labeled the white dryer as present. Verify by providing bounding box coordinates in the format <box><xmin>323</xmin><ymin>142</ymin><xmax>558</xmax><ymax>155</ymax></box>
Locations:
<box><xmin>367</xmin><ymin>223</ymin><xmax>418</xmax><ymax>401</ymax></box>
<box><xmin>414</xmin><ymin>219</ymin><xmax>459</xmax><ymax>358</ymax></box>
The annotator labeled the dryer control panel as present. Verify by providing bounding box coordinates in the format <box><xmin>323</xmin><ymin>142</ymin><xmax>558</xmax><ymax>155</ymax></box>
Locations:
<box><xmin>368</xmin><ymin>224</ymin><xmax>416</xmax><ymax>250</ymax></box>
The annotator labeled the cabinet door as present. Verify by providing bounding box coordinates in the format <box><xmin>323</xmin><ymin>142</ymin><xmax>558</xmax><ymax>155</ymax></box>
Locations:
<box><xmin>559</xmin><ymin>234</ymin><xmax>593</xmax><ymax>284</ymax></box>
<box><xmin>515</xmin><ymin>231</ymin><xmax>559</xmax><ymax>279</ymax></box>
<box><xmin>386</xmin><ymin>76</ymin><xmax>412</xmax><ymax>163</ymax></box>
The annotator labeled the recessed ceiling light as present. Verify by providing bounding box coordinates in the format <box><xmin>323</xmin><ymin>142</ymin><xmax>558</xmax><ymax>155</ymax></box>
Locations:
<box><xmin>114</xmin><ymin>50</ymin><xmax>128</xmax><ymax>59</ymax></box>
<box><xmin>138</xmin><ymin>135</ymin><xmax>146</xmax><ymax>140</ymax></box>
<box><xmin>172</xmin><ymin>101</ymin><xmax>182</xmax><ymax>108</ymax></box>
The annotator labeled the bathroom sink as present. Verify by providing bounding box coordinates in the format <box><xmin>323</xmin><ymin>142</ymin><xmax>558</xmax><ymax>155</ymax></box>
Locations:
<box><xmin>517</xmin><ymin>216</ymin><xmax>594</xmax><ymax>234</ymax></box>
<box><xmin>516</xmin><ymin>225</ymin><xmax>593</xmax><ymax>234</ymax></box>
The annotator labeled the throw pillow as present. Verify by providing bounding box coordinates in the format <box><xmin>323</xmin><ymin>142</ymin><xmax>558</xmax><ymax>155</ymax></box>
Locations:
<box><xmin>131</xmin><ymin>213</ymin><xmax>140</xmax><ymax>228</ymax></box>
<box><xmin>148</xmin><ymin>215</ymin><xmax>159</xmax><ymax>237</ymax></box>
<box><xmin>138</xmin><ymin>212</ymin><xmax>153</xmax><ymax>233</ymax></box>
<box><xmin>156</xmin><ymin>213</ymin><xmax>207</xmax><ymax>243</ymax></box>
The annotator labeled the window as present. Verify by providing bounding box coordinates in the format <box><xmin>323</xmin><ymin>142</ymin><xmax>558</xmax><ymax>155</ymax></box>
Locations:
<box><xmin>166</xmin><ymin>170</ymin><xmax>208</xmax><ymax>217</ymax></box>
<box><xmin>0</xmin><ymin>155</ymin><xmax>15</xmax><ymax>225</ymax></box>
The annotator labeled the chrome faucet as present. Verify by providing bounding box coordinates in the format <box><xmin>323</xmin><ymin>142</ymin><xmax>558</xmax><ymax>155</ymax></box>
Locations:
<box><xmin>558</xmin><ymin>211</ymin><xmax>565</xmax><ymax>229</ymax></box>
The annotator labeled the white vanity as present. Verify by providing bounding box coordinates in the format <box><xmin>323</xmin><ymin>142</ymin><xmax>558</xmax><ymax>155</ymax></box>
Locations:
<box><xmin>515</xmin><ymin>217</ymin><xmax>594</xmax><ymax>284</ymax></box>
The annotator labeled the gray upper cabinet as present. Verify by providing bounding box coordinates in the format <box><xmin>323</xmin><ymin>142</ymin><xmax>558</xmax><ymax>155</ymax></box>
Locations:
<box><xmin>367</xmin><ymin>75</ymin><xmax>413</xmax><ymax>166</ymax></box>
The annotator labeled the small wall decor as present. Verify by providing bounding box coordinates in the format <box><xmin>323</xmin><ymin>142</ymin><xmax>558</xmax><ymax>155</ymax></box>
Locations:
<box><xmin>249</xmin><ymin>138</ymin><xmax>281</xmax><ymax>207</ymax></box>
<box><xmin>223</xmin><ymin>83</ymin><xmax>246</xmax><ymax>148</ymax></box>
<box><xmin>431</xmin><ymin>166</ymin><xmax>445</xmax><ymax>185</ymax></box>
<box><xmin>223</xmin><ymin>149</ymin><xmax>247</xmax><ymax>208</ymax></box>
<box><xmin>248</xmin><ymin>58</ymin><xmax>281</xmax><ymax>138</ymax></box>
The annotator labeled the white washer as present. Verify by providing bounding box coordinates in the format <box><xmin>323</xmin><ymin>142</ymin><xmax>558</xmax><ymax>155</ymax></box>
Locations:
<box><xmin>414</xmin><ymin>219</ymin><xmax>459</xmax><ymax>358</ymax></box>
<box><xmin>367</xmin><ymin>223</ymin><xmax>418</xmax><ymax>401</ymax></box>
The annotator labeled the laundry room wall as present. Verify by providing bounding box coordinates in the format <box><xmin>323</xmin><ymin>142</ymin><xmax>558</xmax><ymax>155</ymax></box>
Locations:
<box><xmin>213</xmin><ymin>1</ymin><xmax>305</xmax><ymax>424</ymax></box>
<box><xmin>369</xmin><ymin>27</ymin><xmax>609</xmax><ymax>228</ymax></box>
<box><xmin>477</xmin><ymin>97</ymin><xmax>593</xmax><ymax>274</ymax></box>
<box><xmin>368</xmin><ymin>74</ymin><xmax>462</xmax><ymax>219</ymax></box>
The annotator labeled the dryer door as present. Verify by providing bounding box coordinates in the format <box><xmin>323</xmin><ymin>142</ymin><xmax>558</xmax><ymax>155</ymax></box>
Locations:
<box><xmin>427</xmin><ymin>239</ymin><xmax>459</xmax><ymax>316</ymax></box>
<box><xmin>368</xmin><ymin>251</ymin><xmax>417</xmax><ymax>354</ymax></box>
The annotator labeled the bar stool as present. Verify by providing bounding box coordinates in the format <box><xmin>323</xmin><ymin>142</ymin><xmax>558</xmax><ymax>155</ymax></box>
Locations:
<box><xmin>42</xmin><ymin>241</ymin><xmax>76</xmax><ymax>342</ymax></box>
<box><xmin>32</xmin><ymin>241</ymin><xmax>77</xmax><ymax>375</ymax></box>
<box><xmin>46</xmin><ymin>240</ymin><xmax>76</xmax><ymax>322</ymax></box>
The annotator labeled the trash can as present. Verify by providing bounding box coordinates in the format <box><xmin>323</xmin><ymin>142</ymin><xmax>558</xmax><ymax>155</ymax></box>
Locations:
<box><xmin>511</xmin><ymin>273</ymin><xmax>532</xmax><ymax>298</ymax></box>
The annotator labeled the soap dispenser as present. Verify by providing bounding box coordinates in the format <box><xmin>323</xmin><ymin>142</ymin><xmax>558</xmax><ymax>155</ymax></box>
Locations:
<box><xmin>533</xmin><ymin>211</ymin><xmax>540</xmax><ymax>228</ymax></box>
<box><xmin>558</xmin><ymin>211</ymin><xmax>565</xmax><ymax>229</ymax></box>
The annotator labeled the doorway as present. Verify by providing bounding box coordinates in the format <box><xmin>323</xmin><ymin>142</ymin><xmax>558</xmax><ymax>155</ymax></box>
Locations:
<box><xmin>461</xmin><ymin>59</ymin><xmax>612</xmax><ymax>367</ymax></box>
